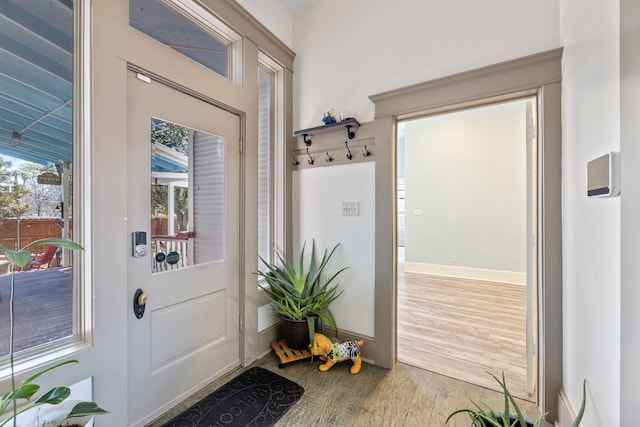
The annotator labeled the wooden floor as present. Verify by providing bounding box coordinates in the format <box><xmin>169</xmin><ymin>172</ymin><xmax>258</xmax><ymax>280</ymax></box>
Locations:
<box><xmin>0</xmin><ymin>267</ymin><xmax>73</xmax><ymax>356</ymax></box>
<box><xmin>147</xmin><ymin>356</ymin><xmax>547</xmax><ymax>427</ymax></box>
<box><xmin>398</xmin><ymin>270</ymin><xmax>532</xmax><ymax>400</ymax></box>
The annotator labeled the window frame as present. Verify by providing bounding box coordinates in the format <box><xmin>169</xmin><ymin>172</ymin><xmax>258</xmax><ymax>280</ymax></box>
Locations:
<box><xmin>0</xmin><ymin>0</ymin><xmax>93</xmax><ymax>377</ymax></box>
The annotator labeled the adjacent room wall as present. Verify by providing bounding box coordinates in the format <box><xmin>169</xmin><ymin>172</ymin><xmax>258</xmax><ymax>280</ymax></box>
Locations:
<box><xmin>402</xmin><ymin>100</ymin><xmax>527</xmax><ymax>279</ymax></box>
<box><xmin>560</xmin><ymin>0</ymin><xmax>620</xmax><ymax>425</ymax></box>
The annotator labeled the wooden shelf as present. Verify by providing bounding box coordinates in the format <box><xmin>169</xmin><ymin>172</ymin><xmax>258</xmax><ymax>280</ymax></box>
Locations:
<box><xmin>294</xmin><ymin>118</ymin><xmax>360</xmax><ymax>139</ymax></box>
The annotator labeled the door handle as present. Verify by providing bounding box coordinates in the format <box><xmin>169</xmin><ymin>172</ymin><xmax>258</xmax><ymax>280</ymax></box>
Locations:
<box><xmin>134</xmin><ymin>288</ymin><xmax>147</xmax><ymax>319</ymax></box>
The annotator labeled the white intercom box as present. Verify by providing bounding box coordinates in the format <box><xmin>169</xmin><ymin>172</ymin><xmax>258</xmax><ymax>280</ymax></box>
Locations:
<box><xmin>587</xmin><ymin>151</ymin><xmax>620</xmax><ymax>197</ymax></box>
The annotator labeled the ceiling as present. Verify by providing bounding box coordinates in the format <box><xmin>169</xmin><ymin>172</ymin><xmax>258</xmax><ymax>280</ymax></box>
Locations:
<box><xmin>0</xmin><ymin>0</ymin><xmax>73</xmax><ymax>166</ymax></box>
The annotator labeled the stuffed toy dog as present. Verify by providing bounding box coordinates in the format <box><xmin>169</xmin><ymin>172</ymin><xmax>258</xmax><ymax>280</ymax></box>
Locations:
<box><xmin>310</xmin><ymin>333</ymin><xmax>364</xmax><ymax>374</ymax></box>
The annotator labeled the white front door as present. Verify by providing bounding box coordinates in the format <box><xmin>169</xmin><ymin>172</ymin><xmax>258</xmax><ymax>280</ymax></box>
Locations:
<box><xmin>126</xmin><ymin>69</ymin><xmax>241</xmax><ymax>426</ymax></box>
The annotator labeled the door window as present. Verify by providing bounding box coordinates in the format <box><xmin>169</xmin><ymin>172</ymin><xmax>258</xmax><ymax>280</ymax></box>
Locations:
<box><xmin>150</xmin><ymin>118</ymin><xmax>226</xmax><ymax>272</ymax></box>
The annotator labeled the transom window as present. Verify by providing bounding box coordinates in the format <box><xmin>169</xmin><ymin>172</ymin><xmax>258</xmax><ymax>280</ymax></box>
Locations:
<box><xmin>130</xmin><ymin>0</ymin><xmax>242</xmax><ymax>82</ymax></box>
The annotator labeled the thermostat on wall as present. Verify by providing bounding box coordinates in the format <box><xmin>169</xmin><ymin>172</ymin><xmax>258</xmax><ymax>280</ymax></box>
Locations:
<box><xmin>587</xmin><ymin>151</ymin><xmax>620</xmax><ymax>197</ymax></box>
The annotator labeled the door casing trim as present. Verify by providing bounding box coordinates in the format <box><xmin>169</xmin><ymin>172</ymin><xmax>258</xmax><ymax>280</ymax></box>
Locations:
<box><xmin>368</xmin><ymin>48</ymin><xmax>563</xmax><ymax>421</ymax></box>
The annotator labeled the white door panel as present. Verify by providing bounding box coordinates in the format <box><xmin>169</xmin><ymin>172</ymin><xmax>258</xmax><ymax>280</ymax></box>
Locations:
<box><xmin>126</xmin><ymin>69</ymin><xmax>241</xmax><ymax>426</ymax></box>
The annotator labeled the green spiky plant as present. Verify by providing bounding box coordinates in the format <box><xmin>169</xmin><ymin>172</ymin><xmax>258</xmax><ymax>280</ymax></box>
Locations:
<box><xmin>0</xmin><ymin>238</ymin><xmax>107</xmax><ymax>426</ymax></box>
<box><xmin>446</xmin><ymin>372</ymin><xmax>586</xmax><ymax>427</ymax></box>
<box><xmin>256</xmin><ymin>240</ymin><xmax>347</xmax><ymax>347</ymax></box>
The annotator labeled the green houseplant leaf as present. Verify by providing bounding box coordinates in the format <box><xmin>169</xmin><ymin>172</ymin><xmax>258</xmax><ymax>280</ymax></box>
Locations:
<box><xmin>257</xmin><ymin>239</ymin><xmax>347</xmax><ymax>346</ymax></box>
<box><xmin>446</xmin><ymin>373</ymin><xmax>587</xmax><ymax>427</ymax></box>
<box><xmin>446</xmin><ymin>372</ymin><xmax>548</xmax><ymax>427</ymax></box>
<box><xmin>51</xmin><ymin>401</ymin><xmax>109</xmax><ymax>427</ymax></box>
<box><xmin>34</xmin><ymin>387</ymin><xmax>71</xmax><ymax>405</ymax></box>
<box><xmin>572</xmin><ymin>379</ymin><xmax>587</xmax><ymax>427</ymax></box>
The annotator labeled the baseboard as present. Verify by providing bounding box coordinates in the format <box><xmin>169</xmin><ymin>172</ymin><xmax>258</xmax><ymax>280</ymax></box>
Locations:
<box><xmin>403</xmin><ymin>261</ymin><xmax>526</xmax><ymax>285</ymax></box>
<box><xmin>257</xmin><ymin>323</ymin><xmax>280</xmax><ymax>357</ymax></box>
<box><xmin>556</xmin><ymin>387</ymin><xmax>578</xmax><ymax>427</ymax></box>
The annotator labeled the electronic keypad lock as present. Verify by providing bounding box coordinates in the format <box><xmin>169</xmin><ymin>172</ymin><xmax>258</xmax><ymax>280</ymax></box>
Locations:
<box><xmin>132</xmin><ymin>231</ymin><xmax>147</xmax><ymax>257</ymax></box>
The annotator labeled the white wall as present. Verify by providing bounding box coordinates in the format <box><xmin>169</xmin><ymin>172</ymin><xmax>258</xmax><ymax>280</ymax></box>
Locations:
<box><xmin>235</xmin><ymin>0</ymin><xmax>293</xmax><ymax>48</ymax></box>
<box><xmin>239</xmin><ymin>0</ymin><xmax>624</xmax><ymax>424</ymax></box>
<box><xmin>560</xmin><ymin>0</ymin><xmax>620</xmax><ymax>425</ymax></box>
<box><xmin>293</xmin><ymin>162</ymin><xmax>376</xmax><ymax>337</ymax></box>
<box><xmin>403</xmin><ymin>100</ymin><xmax>527</xmax><ymax>274</ymax></box>
<box><xmin>292</xmin><ymin>0</ymin><xmax>560</xmax><ymax>128</ymax></box>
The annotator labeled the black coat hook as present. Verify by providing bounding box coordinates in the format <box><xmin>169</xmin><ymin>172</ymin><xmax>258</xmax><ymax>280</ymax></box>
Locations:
<box><xmin>363</xmin><ymin>146</ymin><xmax>372</xmax><ymax>157</ymax></box>
<box><xmin>292</xmin><ymin>155</ymin><xmax>299</xmax><ymax>166</ymax></box>
<box><xmin>326</xmin><ymin>152</ymin><xmax>334</xmax><ymax>162</ymax></box>
<box><xmin>345</xmin><ymin>141</ymin><xmax>353</xmax><ymax>160</ymax></box>
<box><xmin>306</xmin><ymin>147</ymin><xmax>314</xmax><ymax>165</ymax></box>
<box><xmin>345</xmin><ymin>125</ymin><xmax>355</xmax><ymax>140</ymax></box>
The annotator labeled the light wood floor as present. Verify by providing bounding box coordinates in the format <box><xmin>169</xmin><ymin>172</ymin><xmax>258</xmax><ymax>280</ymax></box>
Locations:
<box><xmin>398</xmin><ymin>270</ymin><xmax>532</xmax><ymax>400</ymax></box>
<box><xmin>148</xmin><ymin>356</ymin><xmax>547</xmax><ymax>427</ymax></box>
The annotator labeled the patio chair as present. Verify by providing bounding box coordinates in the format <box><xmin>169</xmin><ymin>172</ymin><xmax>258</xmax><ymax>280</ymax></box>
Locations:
<box><xmin>24</xmin><ymin>245</ymin><xmax>58</xmax><ymax>271</ymax></box>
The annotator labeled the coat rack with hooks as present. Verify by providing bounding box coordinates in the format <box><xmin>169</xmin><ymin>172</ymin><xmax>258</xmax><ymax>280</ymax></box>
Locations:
<box><xmin>291</xmin><ymin>137</ymin><xmax>375</xmax><ymax>169</ymax></box>
<box><xmin>292</xmin><ymin>118</ymin><xmax>373</xmax><ymax>169</ymax></box>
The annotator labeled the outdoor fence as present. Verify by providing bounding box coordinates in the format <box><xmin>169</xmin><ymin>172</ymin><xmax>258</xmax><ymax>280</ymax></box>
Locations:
<box><xmin>0</xmin><ymin>217</ymin><xmax>70</xmax><ymax>252</ymax></box>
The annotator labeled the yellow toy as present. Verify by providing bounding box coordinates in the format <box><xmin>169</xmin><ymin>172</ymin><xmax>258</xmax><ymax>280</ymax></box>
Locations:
<box><xmin>310</xmin><ymin>333</ymin><xmax>364</xmax><ymax>374</ymax></box>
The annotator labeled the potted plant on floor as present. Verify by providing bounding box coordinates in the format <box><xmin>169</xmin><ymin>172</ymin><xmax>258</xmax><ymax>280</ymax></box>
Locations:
<box><xmin>257</xmin><ymin>240</ymin><xmax>347</xmax><ymax>350</ymax></box>
<box><xmin>446</xmin><ymin>372</ymin><xmax>586</xmax><ymax>427</ymax></box>
<box><xmin>0</xmin><ymin>238</ymin><xmax>107</xmax><ymax>426</ymax></box>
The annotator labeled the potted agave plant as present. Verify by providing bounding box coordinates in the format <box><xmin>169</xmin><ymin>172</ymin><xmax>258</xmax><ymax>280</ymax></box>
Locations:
<box><xmin>257</xmin><ymin>240</ymin><xmax>347</xmax><ymax>350</ymax></box>
<box><xmin>446</xmin><ymin>372</ymin><xmax>586</xmax><ymax>427</ymax></box>
<box><xmin>0</xmin><ymin>238</ymin><xmax>107</xmax><ymax>426</ymax></box>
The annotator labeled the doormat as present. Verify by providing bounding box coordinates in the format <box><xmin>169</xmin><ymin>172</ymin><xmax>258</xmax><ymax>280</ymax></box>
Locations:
<box><xmin>161</xmin><ymin>367</ymin><xmax>304</xmax><ymax>427</ymax></box>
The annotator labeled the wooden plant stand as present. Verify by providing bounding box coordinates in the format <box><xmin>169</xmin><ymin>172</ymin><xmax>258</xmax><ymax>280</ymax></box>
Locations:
<box><xmin>271</xmin><ymin>340</ymin><xmax>312</xmax><ymax>368</ymax></box>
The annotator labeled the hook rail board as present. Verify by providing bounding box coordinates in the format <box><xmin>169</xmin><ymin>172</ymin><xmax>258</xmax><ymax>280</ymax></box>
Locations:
<box><xmin>291</xmin><ymin>138</ymin><xmax>375</xmax><ymax>169</ymax></box>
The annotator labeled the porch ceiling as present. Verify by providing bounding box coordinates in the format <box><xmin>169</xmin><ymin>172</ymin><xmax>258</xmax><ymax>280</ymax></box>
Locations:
<box><xmin>0</xmin><ymin>0</ymin><xmax>73</xmax><ymax>166</ymax></box>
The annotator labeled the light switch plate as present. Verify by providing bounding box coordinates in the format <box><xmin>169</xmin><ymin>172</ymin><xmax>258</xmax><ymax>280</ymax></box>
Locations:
<box><xmin>341</xmin><ymin>202</ymin><xmax>360</xmax><ymax>216</ymax></box>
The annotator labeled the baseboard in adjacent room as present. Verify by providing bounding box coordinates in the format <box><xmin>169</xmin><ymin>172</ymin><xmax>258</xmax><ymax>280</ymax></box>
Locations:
<box><xmin>403</xmin><ymin>261</ymin><xmax>526</xmax><ymax>285</ymax></box>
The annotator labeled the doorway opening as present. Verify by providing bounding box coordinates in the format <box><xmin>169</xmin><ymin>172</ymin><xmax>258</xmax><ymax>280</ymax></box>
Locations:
<box><xmin>396</xmin><ymin>96</ymin><xmax>538</xmax><ymax>401</ymax></box>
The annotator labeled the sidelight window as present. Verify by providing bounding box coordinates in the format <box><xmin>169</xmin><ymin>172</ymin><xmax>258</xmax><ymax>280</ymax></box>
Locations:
<box><xmin>0</xmin><ymin>0</ymin><xmax>84</xmax><ymax>360</ymax></box>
